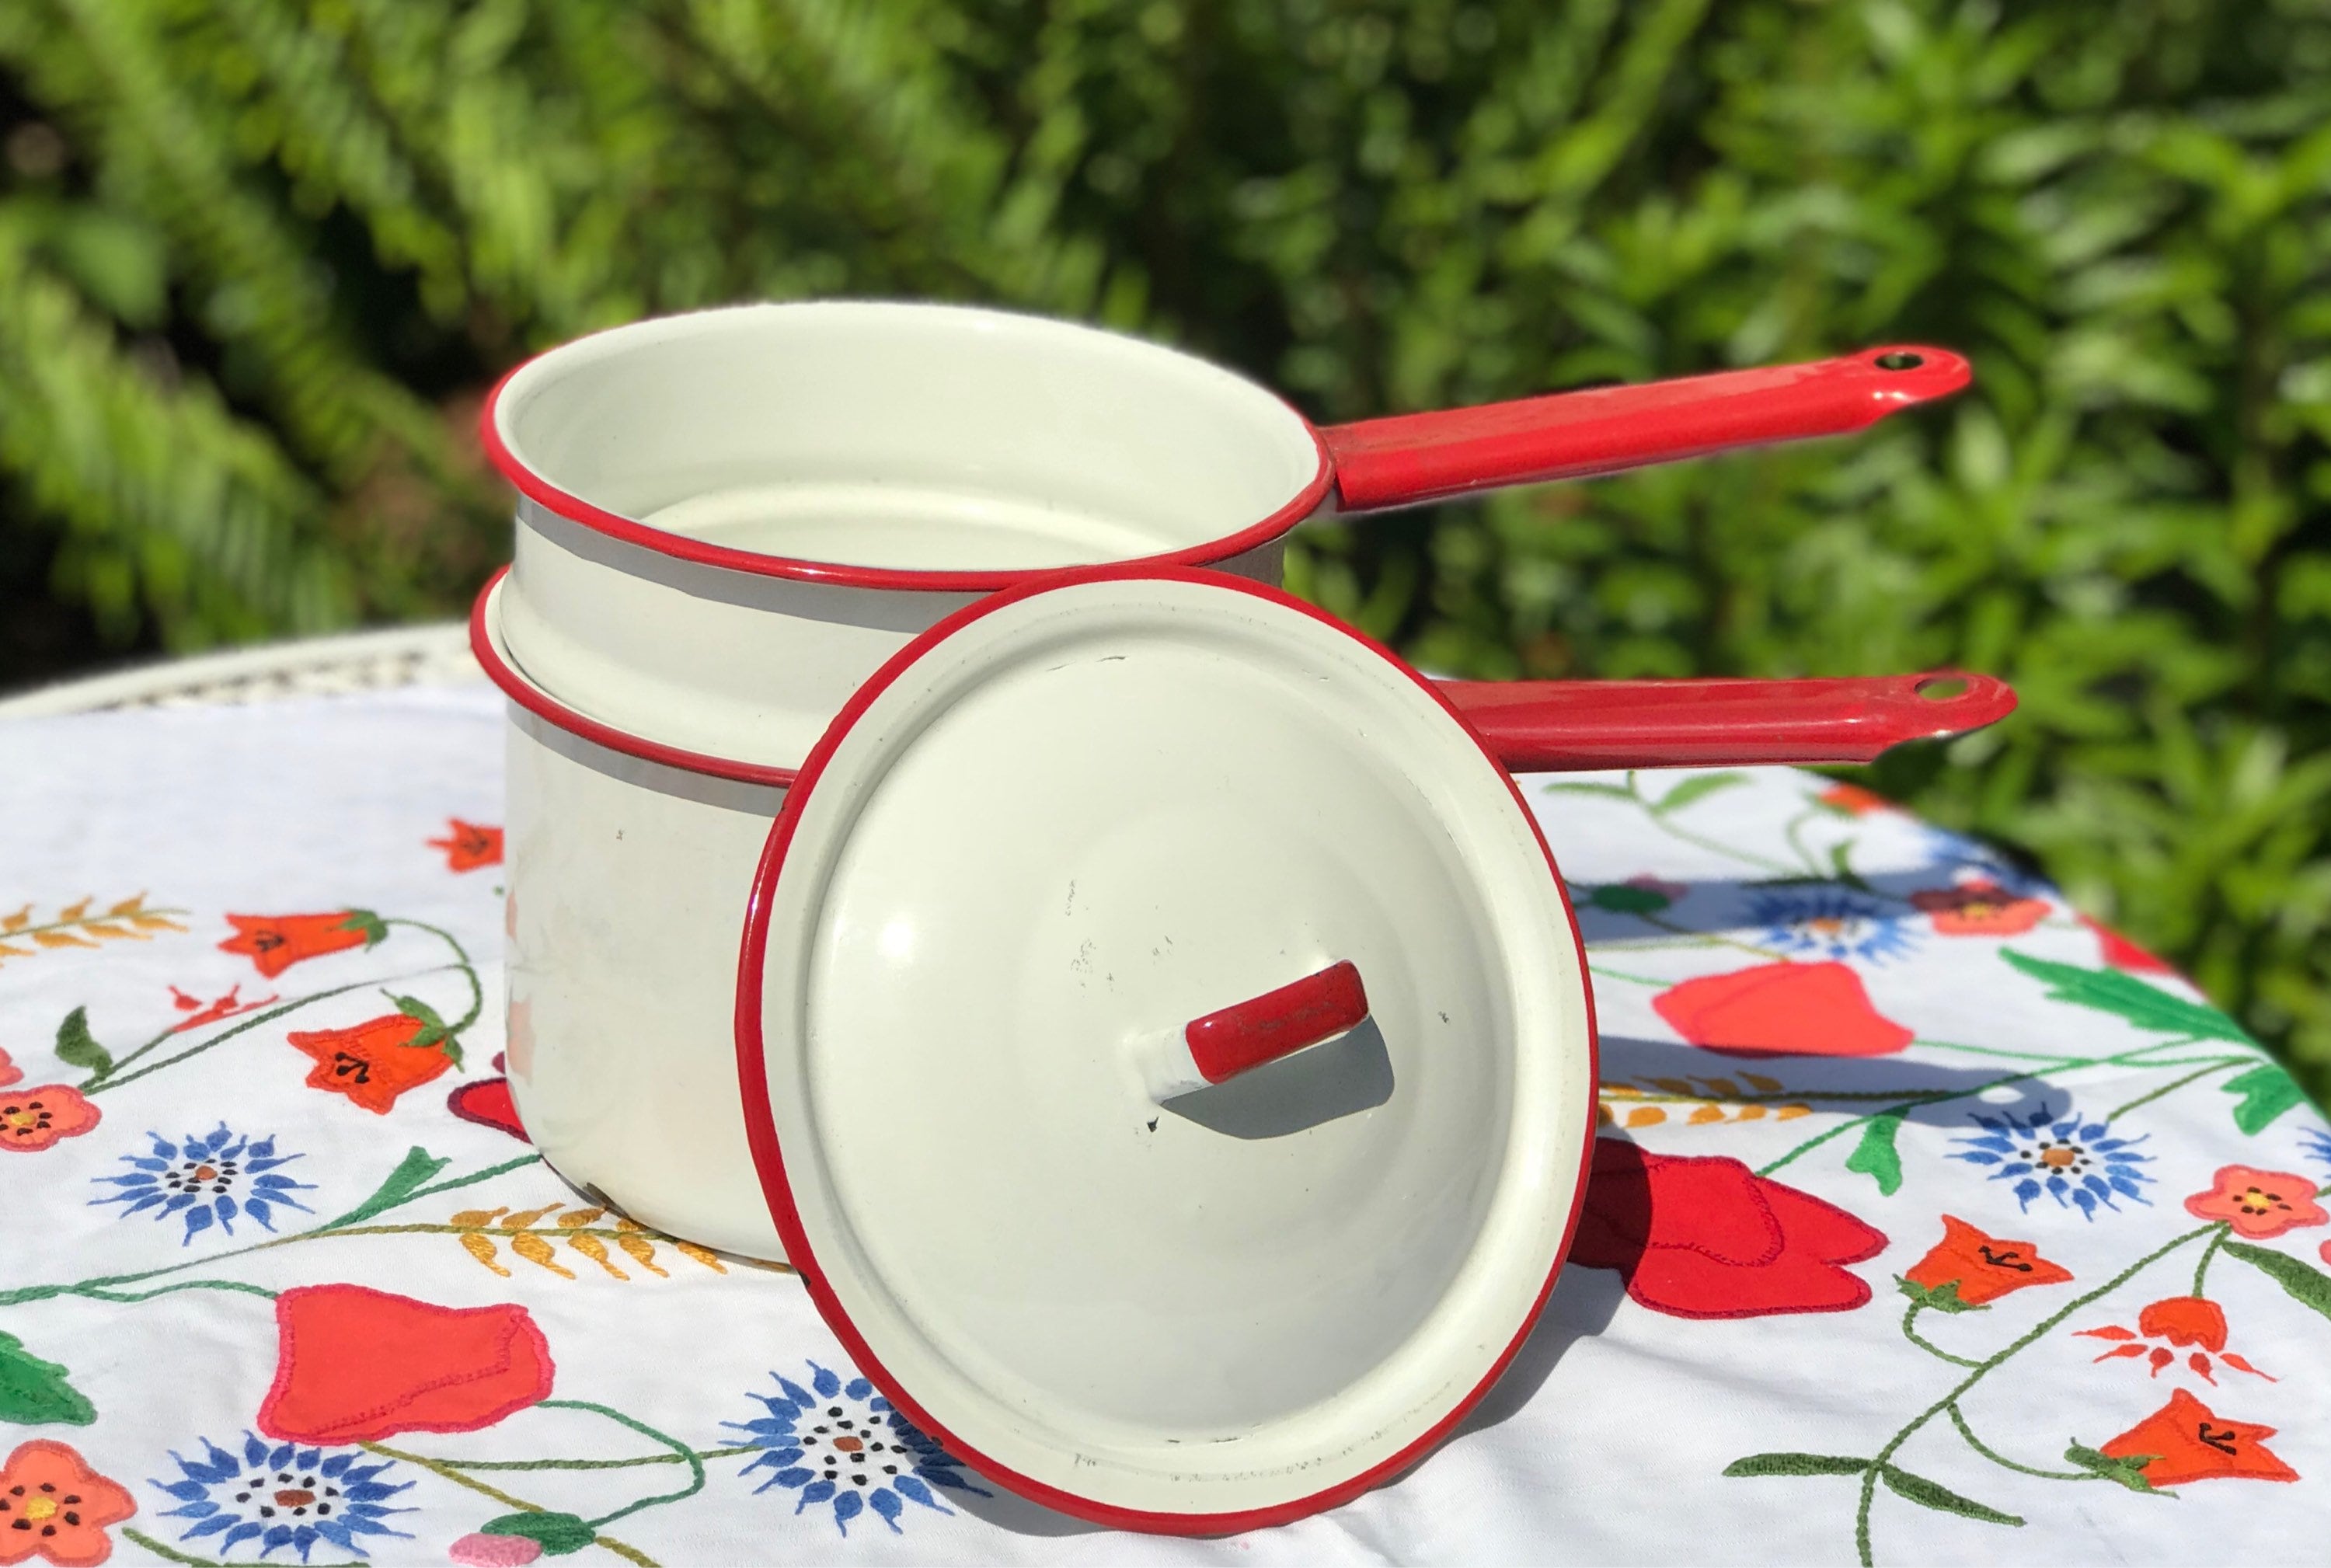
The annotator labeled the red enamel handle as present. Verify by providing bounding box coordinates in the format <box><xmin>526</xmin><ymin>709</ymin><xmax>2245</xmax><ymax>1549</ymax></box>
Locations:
<box><xmin>1322</xmin><ymin>346</ymin><xmax>1972</xmax><ymax>513</ymax></box>
<box><xmin>1136</xmin><ymin>960</ymin><xmax>1371</xmax><ymax>1103</ymax></box>
<box><xmin>1437</xmin><ymin>671</ymin><xmax>2016</xmax><ymax>771</ymax></box>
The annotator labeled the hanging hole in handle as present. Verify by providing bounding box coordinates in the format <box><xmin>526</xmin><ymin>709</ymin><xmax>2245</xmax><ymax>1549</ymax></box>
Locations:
<box><xmin>1873</xmin><ymin>351</ymin><xmax>1927</xmax><ymax>371</ymax></box>
<box><xmin>1914</xmin><ymin>675</ymin><xmax>1970</xmax><ymax>701</ymax></box>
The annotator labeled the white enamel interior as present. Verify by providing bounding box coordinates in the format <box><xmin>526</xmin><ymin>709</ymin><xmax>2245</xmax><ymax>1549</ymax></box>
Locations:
<box><xmin>491</xmin><ymin>301</ymin><xmax>1323</xmax><ymax>572</ymax></box>
<box><xmin>494</xmin><ymin>605</ymin><xmax>791</xmax><ymax>1260</ymax></box>
<box><xmin>491</xmin><ymin>301</ymin><xmax>1326</xmax><ymax>770</ymax></box>
<box><xmin>753</xmin><ymin>575</ymin><xmax>1594</xmax><ymax>1518</ymax></box>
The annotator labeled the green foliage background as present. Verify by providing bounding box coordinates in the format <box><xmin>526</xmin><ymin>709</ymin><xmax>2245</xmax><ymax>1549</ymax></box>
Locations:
<box><xmin>2</xmin><ymin>0</ymin><xmax>2328</xmax><ymax>1094</ymax></box>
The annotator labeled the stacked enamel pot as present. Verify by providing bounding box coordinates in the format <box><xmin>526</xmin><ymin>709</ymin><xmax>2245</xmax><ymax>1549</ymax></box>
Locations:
<box><xmin>471</xmin><ymin>302</ymin><xmax>2012</xmax><ymax>1532</ymax></box>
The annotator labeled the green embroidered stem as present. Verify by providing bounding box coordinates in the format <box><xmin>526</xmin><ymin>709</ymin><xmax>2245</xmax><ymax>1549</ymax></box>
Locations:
<box><xmin>1779</xmin><ymin>807</ymin><xmax>1834</xmax><ymax>879</ymax></box>
<box><xmin>384</xmin><ymin>917</ymin><xmax>485</xmax><ymax>1037</ymax></box>
<box><xmin>409</xmin><ymin>1445</ymin><xmax>761</xmax><ymax>1472</ymax></box>
<box><xmin>68</xmin><ymin>1279</ymin><xmax>276</xmax><ymax>1304</ymax></box>
<box><xmin>0</xmin><ymin>1155</ymin><xmax>540</xmax><ymax>1305</ymax></box>
<box><xmin>2191</xmin><ymin>1228</ymin><xmax>2229</xmax><ymax>1297</ymax></box>
<box><xmin>1759</xmin><ymin>1068</ymin><xmax>2044</xmax><ymax>1178</ymax></box>
<box><xmin>1900</xmin><ymin>1305</ymin><xmax>1981</xmax><ymax>1368</ymax></box>
<box><xmin>1907</xmin><ymin>1037</ymin><xmax>2090</xmax><ymax>1067</ymax></box>
<box><xmin>2104</xmin><ymin>1058</ymin><xmax>2250</xmax><ymax>1123</ymax></box>
<box><xmin>1850</xmin><ymin>1223</ymin><xmax>2217</xmax><ymax>1566</ymax></box>
<box><xmin>1634</xmin><ymin>910</ymin><xmax>1784</xmax><ymax>962</ymax></box>
<box><xmin>538</xmin><ymin>1399</ymin><xmax>709</xmax><ymax>1528</ymax></box>
<box><xmin>120</xmin><ymin>1525</ymin><xmax>361</xmax><ymax>1568</ymax></box>
<box><xmin>1943</xmin><ymin>1402</ymin><xmax>2093</xmax><ymax>1481</ymax></box>
<box><xmin>82</xmin><ymin>976</ymin><xmax>413</xmax><ymax>1094</ymax></box>
<box><xmin>1626</xmin><ymin>774</ymin><xmax>1800</xmax><ymax>876</ymax></box>
<box><xmin>358</xmin><ymin>1442</ymin><xmax>659</xmax><ymax>1568</ymax></box>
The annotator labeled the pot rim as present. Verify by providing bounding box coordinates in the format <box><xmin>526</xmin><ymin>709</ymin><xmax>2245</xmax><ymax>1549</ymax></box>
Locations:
<box><xmin>481</xmin><ymin>301</ymin><xmax>1339</xmax><ymax>594</ymax></box>
<box><xmin>470</xmin><ymin>566</ymin><xmax>800</xmax><ymax>788</ymax></box>
<box><xmin>731</xmin><ymin>559</ymin><xmax>1601</xmax><ymax>1533</ymax></box>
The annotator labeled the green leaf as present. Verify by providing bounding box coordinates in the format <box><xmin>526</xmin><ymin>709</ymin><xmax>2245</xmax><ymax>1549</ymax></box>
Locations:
<box><xmin>1653</xmin><ymin>772</ymin><xmax>1747</xmax><ymax>815</ymax></box>
<box><xmin>318</xmin><ymin>1146</ymin><xmax>451</xmax><ymax>1231</ymax></box>
<box><xmin>1844</xmin><ymin>1113</ymin><xmax>1904</xmax><ymax>1195</ymax></box>
<box><xmin>1895</xmin><ymin>1276</ymin><xmax>1984</xmax><ymax>1313</ymax></box>
<box><xmin>0</xmin><ymin>1332</ymin><xmax>96</xmax><ymax>1426</ymax></box>
<box><xmin>1878</xmin><ymin>1464</ymin><xmax>2024</xmax><ymax>1525</ymax></box>
<box><xmin>2064</xmin><ymin>1442</ymin><xmax>2161</xmax><ymax>1493</ymax></box>
<box><xmin>2221</xmin><ymin>1240</ymin><xmax>2331</xmax><ymax>1323</ymax></box>
<box><xmin>1587</xmin><ymin>883</ymin><xmax>1674</xmax><ymax>915</ymax></box>
<box><xmin>53</xmin><ymin>1006</ymin><xmax>110</xmax><ymax>1075</ymax></box>
<box><xmin>2220</xmin><ymin>1063</ymin><xmax>2305</xmax><ymax>1134</ymax></box>
<box><xmin>1723</xmin><ymin>1452</ymin><xmax>1872</xmax><ymax>1477</ymax></box>
<box><xmin>1541</xmin><ymin>782</ymin><xmax>1637</xmax><ymax>802</ymax></box>
<box><xmin>387</xmin><ymin>993</ymin><xmax>451</xmax><ymax>1052</ymax></box>
<box><xmin>479</xmin><ymin>1512</ymin><xmax>597</xmax><ymax>1555</ymax></box>
<box><xmin>1998</xmin><ymin>951</ymin><xmax>2255</xmax><ymax>1044</ymax></box>
<box><xmin>1827</xmin><ymin>840</ymin><xmax>1875</xmax><ymax>892</ymax></box>
<box><xmin>339</xmin><ymin>909</ymin><xmax>388</xmax><ymax>948</ymax></box>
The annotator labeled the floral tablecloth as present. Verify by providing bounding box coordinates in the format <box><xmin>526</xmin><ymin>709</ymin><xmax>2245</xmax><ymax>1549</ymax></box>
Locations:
<box><xmin>3</xmin><ymin>685</ymin><xmax>2329</xmax><ymax>1567</ymax></box>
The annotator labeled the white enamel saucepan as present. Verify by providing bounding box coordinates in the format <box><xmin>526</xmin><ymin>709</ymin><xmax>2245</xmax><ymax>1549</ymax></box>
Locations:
<box><xmin>481</xmin><ymin>300</ymin><xmax>1971</xmax><ymax>780</ymax></box>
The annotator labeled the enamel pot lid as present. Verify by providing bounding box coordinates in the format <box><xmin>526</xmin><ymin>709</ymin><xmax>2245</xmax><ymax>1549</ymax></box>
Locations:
<box><xmin>734</xmin><ymin>563</ymin><xmax>1598</xmax><ymax>1533</ymax></box>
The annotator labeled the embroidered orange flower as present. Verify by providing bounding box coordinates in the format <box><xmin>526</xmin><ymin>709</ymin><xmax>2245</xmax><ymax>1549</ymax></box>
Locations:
<box><xmin>2099</xmin><ymin>1387</ymin><xmax>2298</xmax><ymax>1486</ymax></box>
<box><xmin>428</xmin><ymin>820</ymin><xmax>503</xmax><ymax>873</ymax></box>
<box><xmin>1653</xmin><ymin>961</ymin><xmax>1914</xmax><ymax>1058</ymax></box>
<box><xmin>0</xmin><ymin>1048</ymin><xmax>18</xmax><ymax>1090</ymax></box>
<box><xmin>1817</xmin><ymin>783</ymin><xmax>1895</xmax><ymax>816</ymax></box>
<box><xmin>287</xmin><ymin>1014</ymin><xmax>451</xmax><ymax>1114</ymax></box>
<box><xmin>1901</xmin><ymin>1214</ymin><xmax>2072</xmax><ymax>1306</ymax></box>
<box><xmin>2183</xmin><ymin>1165</ymin><xmax>2328</xmax><ymax>1239</ymax></box>
<box><xmin>219</xmin><ymin>912</ymin><xmax>380</xmax><ymax>979</ymax></box>
<box><xmin>2077</xmin><ymin>912</ymin><xmax>2174</xmax><ymax>975</ymax></box>
<box><xmin>1907</xmin><ymin>880</ymin><xmax>2048</xmax><ymax>936</ymax></box>
<box><xmin>0</xmin><ymin>1439</ymin><xmax>136</xmax><ymax>1566</ymax></box>
<box><xmin>2079</xmin><ymin>1296</ymin><xmax>2274</xmax><ymax>1385</ymax></box>
<box><xmin>258</xmin><ymin>1284</ymin><xmax>553</xmax><ymax>1444</ymax></box>
<box><xmin>166</xmin><ymin>984</ymin><xmax>276</xmax><ymax>1034</ymax></box>
<box><xmin>0</xmin><ymin>1088</ymin><xmax>99</xmax><ymax>1154</ymax></box>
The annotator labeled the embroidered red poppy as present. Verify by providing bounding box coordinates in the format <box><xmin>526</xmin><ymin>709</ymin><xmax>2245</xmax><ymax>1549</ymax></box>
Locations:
<box><xmin>428</xmin><ymin>820</ymin><xmax>504</xmax><ymax>873</ymax></box>
<box><xmin>2099</xmin><ymin>1387</ymin><xmax>2297</xmax><ymax>1486</ymax></box>
<box><xmin>448</xmin><ymin>1078</ymin><xmax>529</xmax><ymax>1142</ymax></box>
<box><xmin>218</xmin><ymin>912</ymin><xmax>378</xmax><ymax>979</ymax></box>
<box><xmin>1653</xmin><ymin>961</ymin><xmax>1913</xmax><ymax>1058</ymax></box>
<box><xmin>2183</xmin><ymin>1165</ymin><xmax>2329</xmax><ymax>1239</ymax></box>
<box><xmin>1568</xmin><ymin>1141</ymin><xmax>1887</xmax><ymax>1317</ymax></box>
<box><xmin>2079</xmin><ymin>1296</ymin><xmax>2274</xmax><ymax>1385</ymax></box>
<box><xmin>0</xmin><ymin>1439</ymin><xmax>136</xmax><ymax>1567</ymax></box>
<box><xmin>286</xmin><ymin>1013</ymin><xmax>452</xmax><ymax>1115</ymax></box>
<box><xmin>0</xmin><ymin>1047</ymin><xmax>19</xmax><ymax>1090</ymax></box>
<box><xmin>1901</xmin><ymin>1214</ymin><xmax>2071</xmax><ymax>1306</ymax></box>
<box><xmin>1907</xmin><ymin>880</ymin><xmax>2048</xmax><ymax>936</ymax></box>
<box><xmin>2077</xmin><ymin>912</ymin><xmax>2174</xmax><ymax>975</ymax></box>
<box><xmin>0</xmin><ymin>1087</ymin><xmax>100</xmax><ymax>1155</ymax></box>
<box><xmin>257</xmin><ymin>1284</ymin><xmax>554</xmax><ymax>1444</ymax></box>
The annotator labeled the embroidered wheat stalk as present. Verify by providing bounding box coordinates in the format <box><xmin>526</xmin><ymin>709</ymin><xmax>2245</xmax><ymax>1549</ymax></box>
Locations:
<box><xmin>0</xmin><ymin>896</ymin><xmax>187</xmax><ymax>962</ymax></box>
<box><xmin>1599</xmin><ymin>1073</ymin><xmax>1816</xmax><ymax>1129</ymax></box>
<box><xmin>448</xmin><ymin>1203</ymin><xmax>732</xmax><ymax>1281</ymax></box>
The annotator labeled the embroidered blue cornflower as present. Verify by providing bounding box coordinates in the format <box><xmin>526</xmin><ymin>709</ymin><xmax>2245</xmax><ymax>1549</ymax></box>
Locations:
<box><xmin>2302</xmin><ymin>1126</ymin><xmax>2331</xmax><ymax>1174</ymax></box>
<box><xmin>1949</xmin><ymin>1099</ymin><xmax>2153</xmax><ymax>1218</ymax></box>
<box><xmin>149</xmin><ymin>1434</ymin><xmax>412</xmax><ymax>1560</ymax></box>
<box><xmin>725</xmin><ymin>1361</ymin><xmax>986</xmax><ymax>1535</ymax></box>
<box><xmin>90</xmin><ymin>1125</ymin><xmax>313</xmax><ymax>1244</ymax></box>
<box><xmin>1745</xmin><ymin>890</ymin><xmax>1918</xmax><ymax>965</ymax></box>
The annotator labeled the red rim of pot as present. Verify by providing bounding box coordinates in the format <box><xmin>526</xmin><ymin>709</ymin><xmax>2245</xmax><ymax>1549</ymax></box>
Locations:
<box><xmin>469</xmin><ymin>566</ymin><xmax>803</xmax><ymax>789</ymax></box>
<box><xmin>729</xmin><ymin>561</ymin><xmax>1602</xmax><ymax>1535</ymax></box>
<box><xmin>479</xmin><ymin>362</ymin><xmax>1339</xmax><ymax>596</ymax></box>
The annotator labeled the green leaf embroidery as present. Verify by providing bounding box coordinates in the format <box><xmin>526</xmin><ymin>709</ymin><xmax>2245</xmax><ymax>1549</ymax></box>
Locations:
<box><xmin>1877</xmin><ymin>1464</ymin><xmax>2024</xmax><ymax>1525</ymax></box>
<box><xmin>318</xmin><ymin>1146</ymin><xmax>452</xmax><ymax>1231</ymax></box>
<box><xmin>479</xmin><ymin>1512</ymin><xmax>597</xmax><ymax>1555</ymax></box>
<box><xmin>1845</xmin><ymin>1114</ymin><xmax>1904</xmax><ymax>1195</ymax></box>
<box><xmin>1653</xmin><ymin>772</ymin><xmax>1747</xmax><ymax>815</ymax></box>
<box><xmin>1895</xmin><ymin>1277</ymin><xmax>1984</xmax><ymax>1314</ymax></box>
<box><xmin>388</xmin><ymin>993</ymin><xmax>452</xmax><ymax>1053</ymax></box>
<box><xmin>1723</xmin><ymin>1452</ymin><xmax>1872</xmax><ymax>1478</ymax></box>
<box><xmin>1586</xmin><ymin>883</ymin><xmax>1674</xmax><ymax>915</ymax></box>
<box><xmin>2221</xmin><ymin>1241</ymin><xmax>2331</xmax><ymax>1324</ymax></box>
<box><xmin>1998</xmin><ymin>950</ymin><xmax>2254</xmax><ymax>1044</ymax></box>
<box><xmin>2064</xmin><ymin>1442</ymin><xmax>2162</xmax><ymax>1494</ymax></box>
<box><xmin>1541</xmin><ymin>782</ymin><xmax>1637</xmax><ymax>802</ymax></box>
<box><xmin>0</xmin><ymin>1332</ymin><xmax>96</xmax><ymax>1426</ymax></box>
<box><xmin>1827</xmin><ymin>839</ymin><xmax>1875</xmax><ymax>892</ymax></box>
<box><xmin>52</xmin><ymin>1005</ymin><xmax>111</xmax><ymax>1075</ymax></box>
<box><xmin>2219</xmin><ymin>1063</ymin><xmax>2305</xmax><ymax>1135</ymax></box>
<box><xmin>339</xmin><ymin>908</ymin><xmax>389</xmax><ymax>947</ymax></box>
